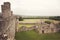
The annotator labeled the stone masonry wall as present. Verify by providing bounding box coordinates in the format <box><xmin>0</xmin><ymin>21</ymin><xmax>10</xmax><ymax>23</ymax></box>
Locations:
<box><xmin>0</xmin><ymin>2</ymin><xmax>16</xmax><ymax>40</ymax></box>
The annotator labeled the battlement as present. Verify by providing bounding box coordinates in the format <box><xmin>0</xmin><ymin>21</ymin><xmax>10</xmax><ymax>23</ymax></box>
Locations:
<box><xmin>1</xmin><ymin>2</ymin><xmax>12</xmax><ymax>18</ymax></box>
<box><xmin>4</xmin><ymin>2</ymin><xmax>10</xmax><ymax>4</ymax></box>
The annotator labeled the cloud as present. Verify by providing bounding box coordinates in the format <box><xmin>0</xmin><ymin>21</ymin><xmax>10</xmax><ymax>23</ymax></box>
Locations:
<box><xmin>0</xmin><ymin>0</ymin><xmax>60</xmax><ymax>16</ymax></box>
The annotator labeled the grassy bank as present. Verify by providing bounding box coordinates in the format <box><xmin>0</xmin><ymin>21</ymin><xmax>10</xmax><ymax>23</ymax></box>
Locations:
<box><xmin>15</xmin><ymin>30</ymin><xmax>60</xmax><ymax>40</ymax></box>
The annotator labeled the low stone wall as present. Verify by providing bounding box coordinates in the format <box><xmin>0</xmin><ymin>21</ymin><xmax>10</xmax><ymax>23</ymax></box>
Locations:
<box><xmin>17</xmin><ymin>22</ymin><xmax>60</xmax><ymax>34</ymax></box>
<box><xmin>18</xmin><ymin>26</ymin><xmax>38</xmax><ymax>32</ymax></box>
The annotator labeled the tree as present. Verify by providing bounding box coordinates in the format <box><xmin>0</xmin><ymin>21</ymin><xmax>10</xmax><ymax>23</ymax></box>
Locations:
<box><xmin>49</xmin><ymin>16</ymin><xmax>60</xmax><ymax>21</ymax></box>
<box><xmin>45</xmin><ymin>21</ymin><xmax>51</xmax><ymax>24</ymax></box>
<box><xmin>19</xmin><ymin>17</ymin><xmax>23</xmax><ymax>21</ymax></box>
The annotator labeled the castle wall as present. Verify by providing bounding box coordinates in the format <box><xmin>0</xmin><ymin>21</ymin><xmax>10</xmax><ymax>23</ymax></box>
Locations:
<box><xmin>0</xmin><ymin>2</ymin><xmax>16</xmax><ymax>40</ymax></box>
<box><xmin>6</xmin><ymin>16</ymin><xmax>16</xmax><ymax>40</ymax></box>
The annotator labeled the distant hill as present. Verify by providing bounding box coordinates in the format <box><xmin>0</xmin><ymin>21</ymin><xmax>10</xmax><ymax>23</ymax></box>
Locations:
<box><xmin>16</xmin><ymin>15</ymin><xmax>60</xmax><ymax>19</ymax></box>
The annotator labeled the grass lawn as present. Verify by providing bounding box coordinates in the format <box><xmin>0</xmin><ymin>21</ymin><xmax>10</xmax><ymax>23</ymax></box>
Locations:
<box><xmin>15</xmin><ymin>30</ymin><xmax>60</xmax><ymax>40</ymax></box>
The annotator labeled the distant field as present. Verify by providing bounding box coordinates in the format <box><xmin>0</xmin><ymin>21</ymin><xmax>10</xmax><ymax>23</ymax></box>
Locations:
<box><xmin>15</xmin><ymin>30</ymin><xmax>60</xmax><ymax>40</ymax></box>
<box><xmin>18</xmin><ymin>19</ymin><xmax>55</xmax><ymax>28</ymax></box>
<box><xmin>18</xmin><ymin>24</ymin><xmax>35</xmax><ymax>28</ymax></box>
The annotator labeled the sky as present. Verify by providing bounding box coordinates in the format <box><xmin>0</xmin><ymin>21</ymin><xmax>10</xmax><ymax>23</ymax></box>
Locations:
<box><xmin>0</xmin><ymin>0</ymin><xmax>60</xmax><ymax>16</ymax></box>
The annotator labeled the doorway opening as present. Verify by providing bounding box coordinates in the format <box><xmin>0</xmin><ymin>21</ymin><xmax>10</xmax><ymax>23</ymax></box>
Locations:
<box><xmin>42</xmin><ymin>30</ymin><xmax>44</xmax><ymax>33</ymax></box>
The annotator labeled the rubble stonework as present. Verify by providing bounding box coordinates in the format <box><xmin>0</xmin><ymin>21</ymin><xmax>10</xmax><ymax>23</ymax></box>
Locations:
<box><xmin>17</xmin><ymin>19</ymin><xmax>60</xmax><ymax>34</ymax></box>
<box><xmin>0</xmin><ymin>2</ymin><xmax>16</xmax><ymax>40</ymax></box>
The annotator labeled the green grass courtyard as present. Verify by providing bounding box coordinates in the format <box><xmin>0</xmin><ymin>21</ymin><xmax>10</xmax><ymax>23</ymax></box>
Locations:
<box><xmin>15</xmin><ymin>30</ymin><xmax>60</xmax><ymax>40</ymax></box>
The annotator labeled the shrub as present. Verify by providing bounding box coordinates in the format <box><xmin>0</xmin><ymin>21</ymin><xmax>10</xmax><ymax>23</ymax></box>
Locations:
<box><xmin>19</xmin><ymin>17</ymin><xmax>23</xmax><ymax>21</ymax></box>
<box><xmin>45</xmin><ymin>21</ymin><xmax>51</xmax><ymax>24</ymax></box>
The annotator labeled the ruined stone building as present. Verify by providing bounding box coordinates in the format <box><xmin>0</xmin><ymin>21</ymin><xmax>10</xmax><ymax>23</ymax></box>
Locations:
<box><xmin>0</xmin><ymin>2</ymin><xmax>16</xmax><ymax>40</ymax></box>
<box><xmin>37</xmin><ymin>21</ymin><xmax>60</xmax><ymax>34</ymax></box>
<box><xmin>17</xmin><ymin>17</ymin><xmax>60</xmax><ymax>34</ymax></box>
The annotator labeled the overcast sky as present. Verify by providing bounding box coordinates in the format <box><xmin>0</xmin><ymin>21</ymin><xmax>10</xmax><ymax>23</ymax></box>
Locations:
<box><xmin>0</xmin><ymin>0</ymin><xmax>60</xmax><ymax>16</ymax></box>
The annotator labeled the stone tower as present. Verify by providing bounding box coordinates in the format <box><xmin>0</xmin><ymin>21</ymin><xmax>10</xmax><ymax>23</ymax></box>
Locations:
<box><xmin>1</xmin><ymin>2</ymin><xmax>12</xmax><ymax>18</ymax></box>
<box><xmin>0</xmin><ymin>2</ymin><xmax>16</xmax><ymax>40</ymax></box>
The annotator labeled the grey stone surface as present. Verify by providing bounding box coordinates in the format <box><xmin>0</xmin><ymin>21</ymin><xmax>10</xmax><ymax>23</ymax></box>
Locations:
<box><xmin>0</xmin><ymin>2</ymin><xmax>16</xmax><ymax>40</ymax></box>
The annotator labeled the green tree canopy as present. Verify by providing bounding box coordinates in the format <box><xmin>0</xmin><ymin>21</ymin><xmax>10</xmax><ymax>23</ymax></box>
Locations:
<box><xmin>19</xmin><ymin>17</ymin><xmax>23</xmax><ymax>21</ymax></box>
<box><xmin>49</xmin><ymin>16</ymin><xmax>60</xmax><ymax>21</ymax></box>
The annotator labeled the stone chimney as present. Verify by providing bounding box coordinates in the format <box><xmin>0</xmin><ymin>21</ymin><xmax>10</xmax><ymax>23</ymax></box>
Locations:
<box><xmin>1</xmin><ymin>2</ymin><xmax>13</xmax><ymax>18</ymax></box>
